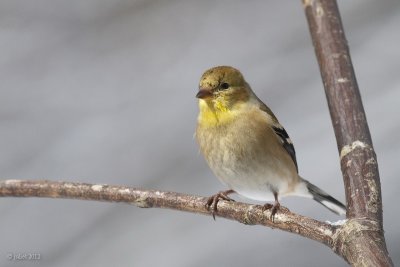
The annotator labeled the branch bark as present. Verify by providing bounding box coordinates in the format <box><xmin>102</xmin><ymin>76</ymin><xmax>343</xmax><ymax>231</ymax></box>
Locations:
<box><xmin>303</xmin><ymin>0</ymin><xmax>393</xmax><ymax>266</ymax></box>
<box><xmin>0</xmin><ymin>179</ymin><xmax>335</xmax><ymax>245</ymax></box>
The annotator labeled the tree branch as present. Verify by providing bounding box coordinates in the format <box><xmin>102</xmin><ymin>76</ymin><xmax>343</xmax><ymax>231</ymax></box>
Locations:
<box><xmin>0</xmin><ymin>179</ymin><xmax>335</xmax><ymax>245</ymax></box>
<box><xmin>302</xmin><ymin>0</ymin><xmax>393</xmax><ymax>266</ymax></box>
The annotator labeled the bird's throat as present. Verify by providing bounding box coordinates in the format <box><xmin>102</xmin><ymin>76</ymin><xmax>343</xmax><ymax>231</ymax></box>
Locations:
<box><xmin>198</xmin><ymin>99</ymin><xmax>237</xmax><ymax>127</ymax></box>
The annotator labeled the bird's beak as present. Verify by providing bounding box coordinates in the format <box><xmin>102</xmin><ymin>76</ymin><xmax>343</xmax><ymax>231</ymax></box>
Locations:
<box><xmin>196</xmin><ymin>88</ymin><xmax>213</xmax><ymax>99</ymax></box>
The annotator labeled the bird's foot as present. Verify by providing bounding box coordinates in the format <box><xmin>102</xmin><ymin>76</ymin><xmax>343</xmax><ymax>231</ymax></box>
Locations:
<box><xmin>262</xmin><ymin>200</ymin><xmax>280</xmax><ymax>222</ymax></box>
<box><xmin>206</xmin><ymin>189</ymin><xmax>235</xmax><ymax>220</ymax></box>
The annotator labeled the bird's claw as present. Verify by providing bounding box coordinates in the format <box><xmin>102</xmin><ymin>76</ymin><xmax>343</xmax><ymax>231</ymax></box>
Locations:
<box><xmin>205</xmin><ymin>189</ymin><xmax>235</xmax><ymax>220</ymax></box>
<box><xmin>262</xmin><ymin>201</ymin><xmax>281</xmax><ymax>222</ymax></box>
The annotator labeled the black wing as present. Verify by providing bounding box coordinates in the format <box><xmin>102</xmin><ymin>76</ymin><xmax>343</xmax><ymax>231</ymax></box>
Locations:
<box><xmin>257</xmin><ymin>98</ymin><xmax>298</xmax><ymax>173</ymax></box>
<box><xmin>272</xmin><ymin>125</ymin><xmax>298</xmax><ymax>173</ymax></box>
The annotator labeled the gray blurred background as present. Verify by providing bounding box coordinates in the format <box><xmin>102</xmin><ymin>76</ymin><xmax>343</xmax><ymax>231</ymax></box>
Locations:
<box><xmin>1</xmin><ymin>0</ymin><xmax>399</xmax><ymax>266</ymax></box>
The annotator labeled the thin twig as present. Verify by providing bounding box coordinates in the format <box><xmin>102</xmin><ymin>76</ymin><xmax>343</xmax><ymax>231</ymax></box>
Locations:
<box><xmin>0</xmin><ymin>179</ymin><xmax>335</xmax><ymax>246</ymax></box>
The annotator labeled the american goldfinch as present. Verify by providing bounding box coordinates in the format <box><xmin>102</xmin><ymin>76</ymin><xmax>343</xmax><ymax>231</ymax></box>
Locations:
<box><xmin>195</xmin><ymin>66</ymin><xmax>346</xmax><ymax>219</ymax></box>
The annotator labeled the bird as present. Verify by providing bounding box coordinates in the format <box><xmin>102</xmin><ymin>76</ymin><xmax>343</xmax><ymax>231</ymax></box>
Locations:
<box><xmin>195</xmin><ymin>66</ymin><xmax>346</xmax><ymax>220</ymax></box>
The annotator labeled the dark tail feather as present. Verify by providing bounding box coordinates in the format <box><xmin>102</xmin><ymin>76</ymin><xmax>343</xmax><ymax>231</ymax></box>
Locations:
<box><xmin>303</xmin><ymin>180</ymin><xmax>346</xmax><ymax>215</ymax></box>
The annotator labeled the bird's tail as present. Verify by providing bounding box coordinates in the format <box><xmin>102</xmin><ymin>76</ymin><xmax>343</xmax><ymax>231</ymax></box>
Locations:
<box><xmin>300</xmin><ymin>178</ymin><xmax>346</xmax><ymax>216</ymax></box>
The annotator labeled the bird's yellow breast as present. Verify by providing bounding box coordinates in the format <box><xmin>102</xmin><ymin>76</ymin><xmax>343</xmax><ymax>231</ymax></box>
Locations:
<box><xmin>197</xmin><ymin>88</ymin><xmax>250</xmax><ymax>128</ymax></box>
<box><xmin>197</xmin><ymin>99</ymin><xmax>241</xmax><ymax>128</ymax></box>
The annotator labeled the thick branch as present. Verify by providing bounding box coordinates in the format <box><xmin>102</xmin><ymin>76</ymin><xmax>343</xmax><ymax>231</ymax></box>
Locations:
<box><xmin>0</xmin><ymin>179</ymin><xmax>335</xmax><ymax>245</ymax></box>
<box><xmin>303</xmin><ymin>0</ymin><xmax>393</xmax><ymax>266</ymax></box>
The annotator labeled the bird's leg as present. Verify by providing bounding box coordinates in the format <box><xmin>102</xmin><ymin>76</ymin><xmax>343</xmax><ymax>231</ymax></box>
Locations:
<box><xmin>262</xmin><ymin>191</ymin><xmax>280</xmax><ymax>222</ymax></box>
<box><xmin>206</xmin><ymin>189</ymin><xmax>236</xmax><ymax>220</ymax></box>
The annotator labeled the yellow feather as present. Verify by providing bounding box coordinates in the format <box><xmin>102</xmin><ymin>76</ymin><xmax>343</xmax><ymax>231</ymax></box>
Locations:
<box><xmin>197</xmin><ymin>99</ymin><xmax>239</xmax><ymax>127</ymax></box>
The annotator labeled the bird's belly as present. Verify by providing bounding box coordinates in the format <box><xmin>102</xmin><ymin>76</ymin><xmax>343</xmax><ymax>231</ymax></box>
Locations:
<box><xmin>211</xmin><ymin>154</ymin><xmax>293</xmax><ymax>201</ymax></box>
<box><xmin>198</xmin><ymin>123</ymin><xmax>298</xmax><ymax>201</ymax></box>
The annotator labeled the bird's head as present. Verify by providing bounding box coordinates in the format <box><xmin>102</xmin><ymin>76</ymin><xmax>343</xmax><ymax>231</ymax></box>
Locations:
<box><xmin>196</xmin><ymin>66</ymin><xmax>251</xmax><ymax>114</ymax></box>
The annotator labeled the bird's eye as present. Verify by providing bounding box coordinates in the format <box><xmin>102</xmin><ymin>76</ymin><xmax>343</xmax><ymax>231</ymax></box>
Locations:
<box><xmin>220</xmin><ymin>83</ymin><xmax>230</xmax><ymax>90</ymax></box>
